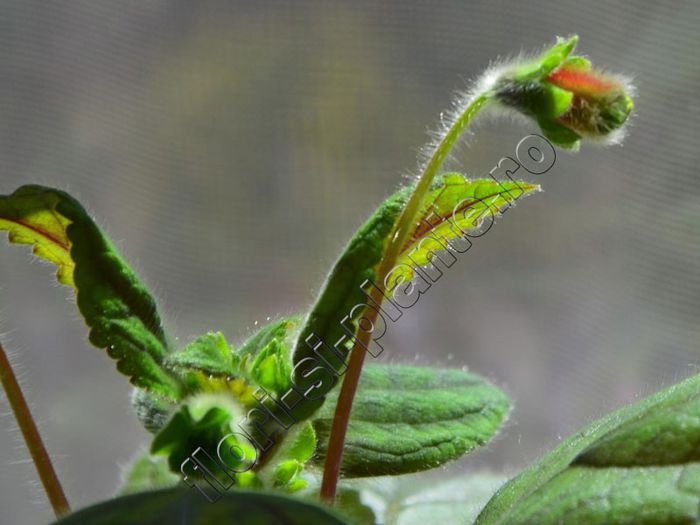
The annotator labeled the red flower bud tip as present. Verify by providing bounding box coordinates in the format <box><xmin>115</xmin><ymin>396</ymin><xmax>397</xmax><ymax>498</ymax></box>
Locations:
<box><xmin>546</xmin><ymin>67</ymin><xmax>623</xmax><ymax>99</ymax></box>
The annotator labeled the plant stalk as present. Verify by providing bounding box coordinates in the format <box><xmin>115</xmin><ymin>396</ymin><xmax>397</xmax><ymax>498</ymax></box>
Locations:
<box><xmin>0</xmin><ymin>341</ymin><xmax>70</xmax><ymax>517</ymax></box>
<box><xmin>320</xmin><ymin>93</ymin><xmax>491</xmax><ymax>503</ymax></box>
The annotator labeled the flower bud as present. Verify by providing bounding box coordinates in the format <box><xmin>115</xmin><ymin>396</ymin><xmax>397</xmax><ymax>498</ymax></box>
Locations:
<box><xmin>492</xmin><ymin>36</ymin><xmax>634</xmax><ymax>149</ymax></box>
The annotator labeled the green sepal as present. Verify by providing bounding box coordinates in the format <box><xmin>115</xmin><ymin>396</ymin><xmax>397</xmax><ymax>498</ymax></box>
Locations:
<box><xmin>263</xmin><ymin>422</ymin><xmax>316</xmax><ymax>492</ymax></box>
<box><xmin>507</xmin><ymin>35</ymin><xmax>578</xmax><ymax>83</ymax></box>
<box><xmin>248</xmin><ymin>337</ymin><xmax>293</xmax><ymax>396</ymax></box>
<box><xmin>536</xmin><ymin>117</ymin><xmax>581</xmax><ymax>150</ymax></box>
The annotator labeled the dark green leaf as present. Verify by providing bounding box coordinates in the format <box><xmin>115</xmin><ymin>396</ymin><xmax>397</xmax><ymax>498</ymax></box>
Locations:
<box><xmin>51</xmin><ymin>488</ymin><xmax>348</xmax><ymax>525</ymax></box>
<box><xmin>0</xmin><ymin>185</ymin><xmax>181</xmax><ymax>398</ymax></box>
<box><xmin>486</xmin><ymin>464</ymin><xmax>700</xmax><ymax>525</ymax></box>
<box><xmin>477</xmin><ymin>372</ymin><xmax>700</xmax><ymax>525</ymax></box>
<box><xmin>312</xmin><ymin>364</ymin><xmax>510</xmax><ymax>476</ymax></box>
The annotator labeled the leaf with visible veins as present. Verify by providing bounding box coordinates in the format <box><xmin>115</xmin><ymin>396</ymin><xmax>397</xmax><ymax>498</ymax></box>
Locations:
<box><xmin>0</xmin><ymin>185</ymin><xmax>182</xmax><ymax>398</ymax></box>
<box><xmin>291</xmin><ymin>173</ymin><xmax>538</xmax><ymax>420</ymax></box>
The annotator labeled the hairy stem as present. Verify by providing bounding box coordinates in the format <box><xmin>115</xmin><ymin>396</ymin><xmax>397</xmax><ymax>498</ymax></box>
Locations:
<box><xmin>0</xmin><ymin>341</ymin><xmax>70</xmax><ymax>517</ymax></box>
<box><xmin>320</xmin><ymin>92</ymin><xmax>491</xmax><ymax>503</ymax></box>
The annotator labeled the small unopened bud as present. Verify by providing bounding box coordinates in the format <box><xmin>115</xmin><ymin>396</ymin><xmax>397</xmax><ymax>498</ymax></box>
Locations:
<box><xmin>492</xmin><ymin>35</ymin><xmax>634</xmax><ymax>149</ymax></box>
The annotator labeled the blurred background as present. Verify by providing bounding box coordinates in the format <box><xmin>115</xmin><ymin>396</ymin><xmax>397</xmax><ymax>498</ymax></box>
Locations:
<box><xmin>1</xmin><ymin>1</ymin><xmax>699</xmax><ymax>523</ymax></box>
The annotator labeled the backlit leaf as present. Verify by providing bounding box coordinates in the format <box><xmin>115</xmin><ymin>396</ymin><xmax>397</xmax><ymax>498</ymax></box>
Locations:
<box><xmin>0</xmin><ymin>185</ymin><xmax>181</xmax><ymax>397</ymax></box>
<box><xmin>291</xmin><ymin>174</ymin><xmax>538</xmax><ymax>420</ymax></box>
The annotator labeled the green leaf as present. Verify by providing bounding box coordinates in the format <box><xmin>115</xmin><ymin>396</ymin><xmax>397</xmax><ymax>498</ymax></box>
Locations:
<box><xmin>312</xmin><ymin>364</ymin><xmax>510</xmax><ymax>477</ymax></box>
<box><xmin>238</xmin><ymin>317</ymin><xmax>300</xmax><ymax>359</ymax></box>
<box><xmin>476</xmin><ymin>372</ymin><xmax>700</xmax><ymax>525</ymax></box>
<box><xmin>164</xmin><ymin>319</ymin><xmax>298</xmax><ymax>404</ymax></box>
<box><xmin>51</xmin><ymin>488</ymin><xmax>348</xmax><ymax>525</ymax></box>
<box><xmin>486</xmin><ymin>464</ymin><xmax>700</xmax><ymax>525</ymax></box>
<box><xmin>214</xmin><ymin>317</ymin><xmax>298</xmax><ymax>398</ymax></box>
<box><xmin>0</xmin><ymin>185</ymin><xmax>181</xmax><ymax>398</ymax></box>
<box><xmin>165</xmin><ymin>332</ymin><xmax>237</xmax><ymax>378</ymax></box>
<box><xmin>291</xmin><ymin>174</ymin><xmax>538</xmax><ymax>419</ymax></box>
<box><xmin>119</xmin><ymin>454</ymin><xmax>180</xmax><ymax>495</ymax></box>
<box><xmin>390</xmin><ymin>174</ymin><xmax>540</xmax><ymax>284</ymax></box>
<box><xmin>248</xmin><ymin>336</ymin><xmax>293</xmax><ymax>395</ymax></box>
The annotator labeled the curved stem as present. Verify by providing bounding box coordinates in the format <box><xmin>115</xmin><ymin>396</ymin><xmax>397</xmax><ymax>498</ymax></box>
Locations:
<box><xmin>0</xmin><ymin>341</ymin><xmax>70</xmax><ymax>518</ymax></box>
<box><xmin>320</xmin><ymin>93</ymin><xmax>491</xmax><ymax>503</ymax></box>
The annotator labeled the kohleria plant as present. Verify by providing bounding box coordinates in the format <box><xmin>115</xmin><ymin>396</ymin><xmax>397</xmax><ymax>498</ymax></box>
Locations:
<box><xmin>6</xmin><ymin>37</ymin><xmax>691</xmax><ymax>525</ymax></box>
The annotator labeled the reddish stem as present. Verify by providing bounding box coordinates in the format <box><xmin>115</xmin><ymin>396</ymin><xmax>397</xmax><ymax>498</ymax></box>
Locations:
<box><xmin>0</xmin><ymin>341</ymin><xmax>70</xmax><ymax>517</ymax></box>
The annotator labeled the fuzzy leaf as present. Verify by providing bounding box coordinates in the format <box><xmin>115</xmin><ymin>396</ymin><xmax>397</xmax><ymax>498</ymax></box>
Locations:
<box><xmin>0</xmin><ymin>185</ymin><xmax>181</xmax><ymax>397</ymax></box>
<box><xmin>165</xmin><ymin>332</ymin><xmax>237</xmax><ymax>378</ymax></box>
<box><xmin>486</xmin><ymin>464</ymin><xmax>700</xmax><ymax>525</ymax></box>
<box><xmin>292</xmin><ymin>174</ymin><xmax>538</xmax><ymax>419</ymax></box>
<box><xmin>238</xmin><ymin>317</ymin><xmax>298</xmax><ymax>397</ymax></box>
<box><xmin>391</xmin><ymin>174</ymin><xmax>540</xmax><ymax>284</ymax></box>
<box><xmin>312</xmin><ymin>364</ymin><xmax>510</xmax><ymax>476</ymax></box>
<box><xmin>248</xmin><ymin>337</ymin><xmax>293</xmax><ymax>395</ymax></box>
<box><xmin>477</xmin><ymin>372</ymin><xmax>700</xmax><ymax>525</ymax></box>
<box><xmin>164</xmin><ymin>319</ymin><xmax>298</xmax><ymax>404</ymax></box>
<box><xmin>239</xmin><ymin>317</ymin><xmax>299</xmax><ymax>358</ymax></box>
<box><xmin>51</xmin><ymin>488</ymin><xmax>348</xmax><ymax>525</ymax></box>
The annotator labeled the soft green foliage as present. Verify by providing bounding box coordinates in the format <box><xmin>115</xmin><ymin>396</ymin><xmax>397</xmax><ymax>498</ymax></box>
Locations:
<box><xmin>487</xmin><ymin>465</ymin><xmax>700</xmax><ymax>525</ymax></box>
<box><xmin>313</xmin><ymin>364</ymin><xmax>510</xmax><ymax>477</ymax></box>
<box><xmin>166</xmin><ymin>332</ymin><xmax>237</xmax><ymax>378</ymax></box>
<box><xmin>291</xmin><ymin>174</ymin><xmax>539</xmax><ymax>419</ymax></box>
<box><xmin>0</xmin><ymin>185</ymin><xmax>182</xmax><ymax>398</ymax></box>
<box><xmin>0</xmin><ymin>35</ymin><xmax>651</xmax><ymax>524</ymax></box>
<box><xmin>51</xmin><ymin>489</ymin><xmax>348</xmax><ymax>525</ymax></box>
<box><xmin>145</xmin><ymin>319</ymin><xmax>509</xmax><ymax>487</ymax></box>
<box><xmin>0</xmin><ymin>182</ymin><xmax>520</xmax><ymax>511</ymax></box>
<box><xmin>476</xmin><ymin>372</ymin><xmax>700</xmax><ymax>525</ymax></box>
